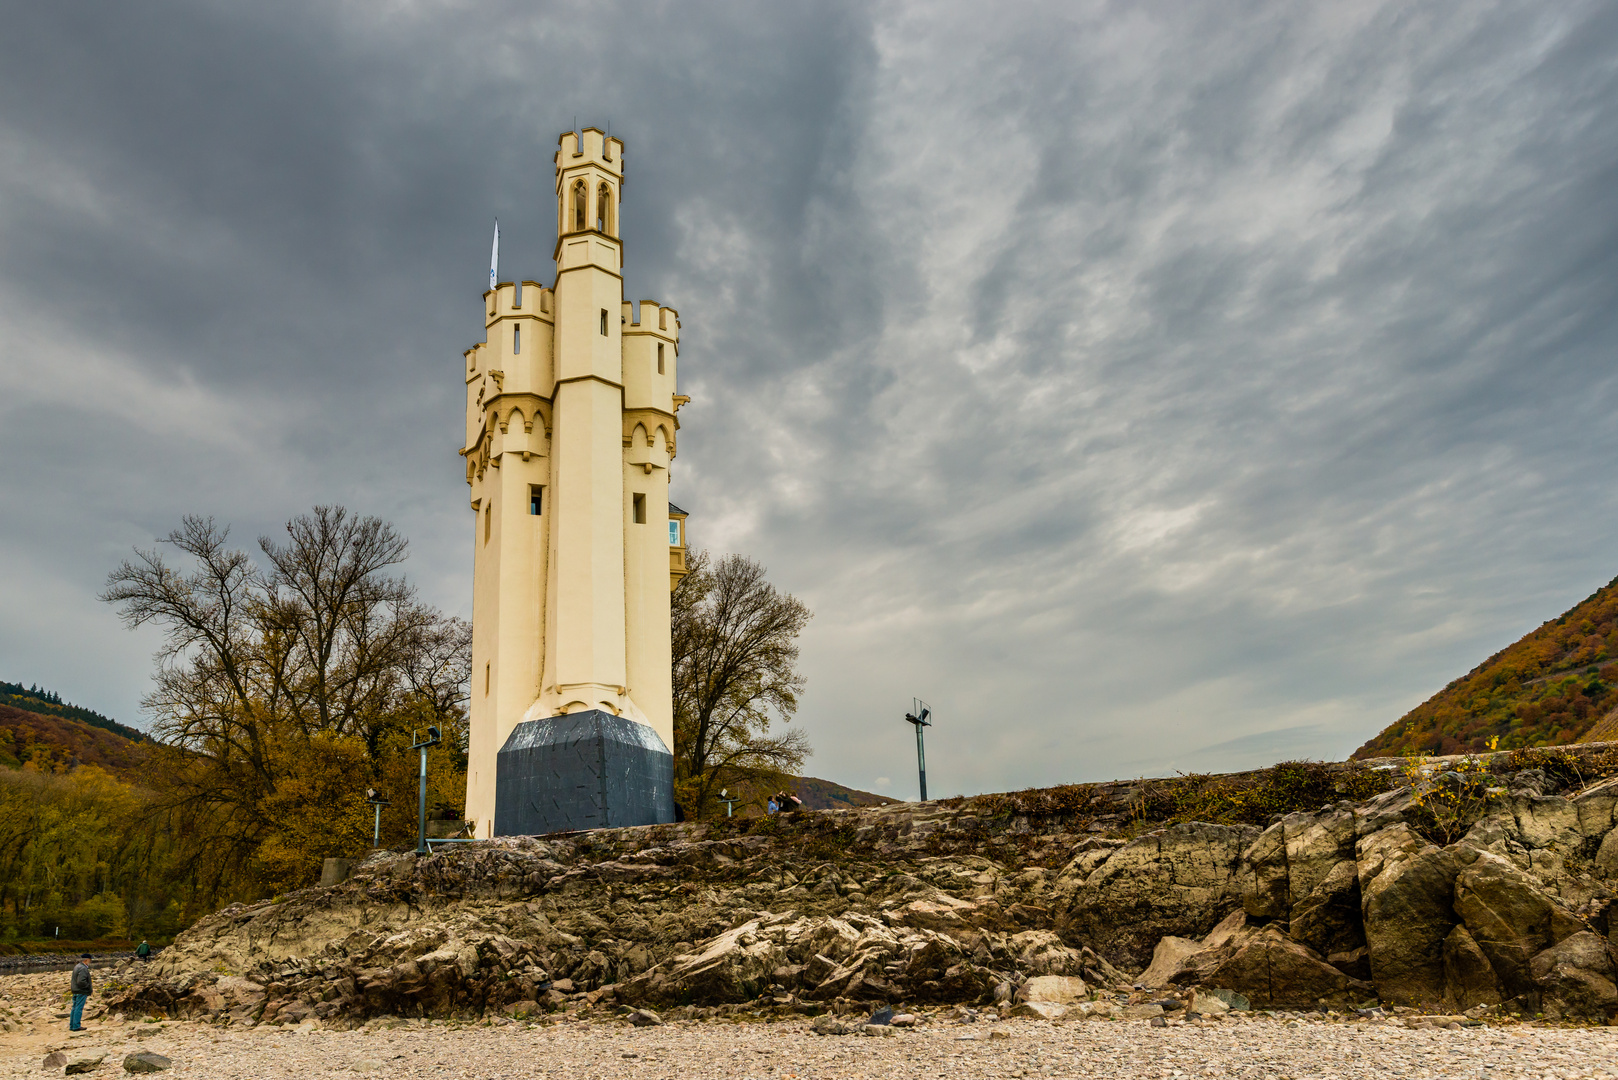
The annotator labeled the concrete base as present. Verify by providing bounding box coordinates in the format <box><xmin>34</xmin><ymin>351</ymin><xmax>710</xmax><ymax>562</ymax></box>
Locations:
<box><xmin>493</xmin><ymin>710</ymin><xmax>675</xmax><ymax>836</ymax></box>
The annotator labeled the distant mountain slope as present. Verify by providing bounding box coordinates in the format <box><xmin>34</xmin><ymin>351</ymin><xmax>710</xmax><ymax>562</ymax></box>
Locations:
<box><xmin>1355</xmin><ymin>575</ymin><xmax>1618</xmax><ymax>758</ymax></box>
<box><xmin>0</xmin><ymin>681</ymin><xmax>146</xmax><ymax>743</ymax></box>
<box><xmin>789</xmin><ymin>775</ymin><xmax>897</xmax><ymax>811</ymax></box>
<box><xmin>0</xmin><ymin>702</ymin><xmax>149</xmax><ymax>779</ymax></box>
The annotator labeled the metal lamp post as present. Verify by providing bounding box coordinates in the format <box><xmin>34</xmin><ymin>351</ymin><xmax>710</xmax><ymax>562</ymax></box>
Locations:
<box><xmin>718</xmin><ymin>788</ymin><xmax>740</xmax><ymax>818</ymax></box>
<box><xmin>904</xmin><ymin>700</ymin><xmax>932</xmax><ymax>802</ymax></box>
<box><xmin>365</xmin><ymin>788</ymin><xmax>391</xmax><ymax>847</ymax></box>
<box><xmin>409</xmin><ymin>727</ymin><xmax>442</xmax><ymax>854</ymax></box>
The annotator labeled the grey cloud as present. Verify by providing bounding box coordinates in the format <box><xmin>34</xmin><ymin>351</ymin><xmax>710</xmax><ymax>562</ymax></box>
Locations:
<box><xmin>2</xmin><ymin>0</ymin><xmax>1617</xmax><ymax>798</ymax></box>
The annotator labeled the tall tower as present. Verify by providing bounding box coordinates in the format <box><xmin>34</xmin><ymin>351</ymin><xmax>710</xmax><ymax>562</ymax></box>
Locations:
<box><xmin>460</xmin><ymin>128</ymin><xmax>685</xmax><ymax>837</ymax></box>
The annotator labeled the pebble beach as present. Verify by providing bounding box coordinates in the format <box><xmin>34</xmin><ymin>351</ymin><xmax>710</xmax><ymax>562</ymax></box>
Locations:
<box><xmin>5</xmin><ymin>972</ymin><xmax>1618</xmax><ymax>1080</ymax></box>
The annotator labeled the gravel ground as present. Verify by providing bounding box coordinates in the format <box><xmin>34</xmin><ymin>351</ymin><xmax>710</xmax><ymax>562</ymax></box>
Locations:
<box><xmin>6</xmin><ymin>973</ymin><xmax>1618</xmax><ymax>1079</ymax></box>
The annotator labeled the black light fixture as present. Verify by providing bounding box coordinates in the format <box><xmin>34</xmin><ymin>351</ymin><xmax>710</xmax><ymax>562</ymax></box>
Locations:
<box><xmin>409</xmin><ymin>727</ymin><xmax>443</xmax><ymax>854</ymax></box>
<box><xmin>365</xmin><ymin>788</ymin><xmax>391</xmax><ymax>847</ymax></box>
<box><xmin>904</xmin><ymin>700</ymin><xmax>932</xmax><ymax>802</ymax></box>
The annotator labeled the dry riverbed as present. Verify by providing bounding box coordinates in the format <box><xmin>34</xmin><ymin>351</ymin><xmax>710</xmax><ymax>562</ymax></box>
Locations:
<box><xmin>5</xmin><ymin>972</ymin><xmax>1618</xmax><ymax>1079</ymax></box>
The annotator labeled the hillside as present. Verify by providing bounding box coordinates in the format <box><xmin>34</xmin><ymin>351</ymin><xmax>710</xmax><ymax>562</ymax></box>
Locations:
<box><xmin>0</xmin><ymin>680</ymin><xmax>146</xmax><ymax>742</ymax></box>
<box><xmin>0</xmin><ymin>701</ymin><xmax>149</xmax><ymax>778</ymax></box>
<box><xmin>1355</xmin><ymin>574</ymin><xmax>1618</xmax><ymax>757</ymax></box>
<box><xmin>788</xmin><ymin>775</ymin><xmax>897</xmax><ymax>811</ymax></box>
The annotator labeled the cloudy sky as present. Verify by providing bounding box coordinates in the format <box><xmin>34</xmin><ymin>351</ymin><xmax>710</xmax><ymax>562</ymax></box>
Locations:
<box><xmin>3</xmin><ymin>0</ymin><xmax>1617</xmax><ymax>798</ymax></box>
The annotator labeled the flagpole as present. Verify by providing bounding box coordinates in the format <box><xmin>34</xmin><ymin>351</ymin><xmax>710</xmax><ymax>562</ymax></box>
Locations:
<box><xmin>489</xmin><ymin>219</ymin><xmax>499</xmax><ymax>293</ymax></box>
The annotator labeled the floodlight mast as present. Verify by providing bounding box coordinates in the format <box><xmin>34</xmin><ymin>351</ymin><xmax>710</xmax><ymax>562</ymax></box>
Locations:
<box><xmin>904</xmin><ymin>700</ymin><xmax>932</xmax><ymax>802</ymax></box>
<box><xmin>410</xmin><ymin>727</ymin><xmax>442</xmax><ymax>854</ymax></box>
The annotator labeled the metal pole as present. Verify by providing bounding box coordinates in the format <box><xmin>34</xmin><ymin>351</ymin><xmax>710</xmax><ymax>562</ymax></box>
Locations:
<box><xmin>373</xmin><ymin>802</ymin><xmax>382</xmax><ymax>847</ymax></box>
<box><xmin>916</xmin><ymin>723</ymin><xmax>928</xmax><ymax>802</ymax></box>
<box><xmin>416</xmin><ymin>744</ymin><xmax>429</xmax><ymax>855</ymax></box>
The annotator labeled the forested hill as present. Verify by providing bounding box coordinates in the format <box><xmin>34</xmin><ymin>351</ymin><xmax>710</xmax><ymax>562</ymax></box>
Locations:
<box><xmin>1355</xmin><ymin>575</ymin><xmax>1618</xmax><ymax>758</ymax></box>
<box><xmin>0</xmin><ymin>701</ymin><xmax>149</xmax><ymax>778</ymax></box>
<box><xmin>0</xmin><ymin>681</ymin><xmax>146</xmax><ymax>742</ymax></box>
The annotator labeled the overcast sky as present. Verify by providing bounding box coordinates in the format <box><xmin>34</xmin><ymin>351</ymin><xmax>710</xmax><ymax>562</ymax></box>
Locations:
<box><xmin>3</xmin><ymin>1</ymin><xmax>1617</xmax><ymax>798</ymax></box>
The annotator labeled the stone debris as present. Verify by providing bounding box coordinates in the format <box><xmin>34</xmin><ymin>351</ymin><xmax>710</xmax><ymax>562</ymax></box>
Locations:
<box><xmin>122</xmin><ymin>1051</ymin><xmax>173</xmax><ymax>1072</ymax></box>
<box><xmin>68</xmin><ymin>754</ymin><xmax>1618</xmax><ymax>1026</ymax></box>
<box><xmin>64</xmin><ymin>1051</ymin><xmax>107</xmax><ymax>1074</ymax></box>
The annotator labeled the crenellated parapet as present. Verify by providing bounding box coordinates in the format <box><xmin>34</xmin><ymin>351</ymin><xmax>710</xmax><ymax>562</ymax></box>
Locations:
<box><xmin>460</xmin><ymin>127</ymin><xmax>683</xmax><ymax>840</ymax></box>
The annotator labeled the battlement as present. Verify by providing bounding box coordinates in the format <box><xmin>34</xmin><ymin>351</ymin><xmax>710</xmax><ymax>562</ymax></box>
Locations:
<box><xmin>623</xmin><ymin>299</ymin><xmax>680</xmax><ymax>340</ymax></box>
<box><xmin>484</xmin><ymin>281</ymin><xmax>554</xmax><ymax>323</ymax></box>
<box><xmin>555</xmin><ymin>128</ymin><xmax>624</xmax><ymax>179</ymax></box>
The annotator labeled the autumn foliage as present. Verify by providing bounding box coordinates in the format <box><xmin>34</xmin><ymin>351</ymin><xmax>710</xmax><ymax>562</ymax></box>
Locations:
<box><xmin>1356</xmin><ymin>574</ymin><xmax>1618</xmax><ymax>758</ymax></box>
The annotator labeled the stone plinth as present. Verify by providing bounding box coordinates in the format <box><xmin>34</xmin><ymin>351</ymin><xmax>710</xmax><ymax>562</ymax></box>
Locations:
<box><xmin>494</xmin><ymin>710</ymin><xmax>674</xmax><ymax>836</ymax></box>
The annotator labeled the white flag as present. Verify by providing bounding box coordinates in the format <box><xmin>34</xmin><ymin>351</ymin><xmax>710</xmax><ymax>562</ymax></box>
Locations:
<box><xmin>489</xmin><ymin>219</ymin><xmax>500</xmax><ymax>293</ymax></box>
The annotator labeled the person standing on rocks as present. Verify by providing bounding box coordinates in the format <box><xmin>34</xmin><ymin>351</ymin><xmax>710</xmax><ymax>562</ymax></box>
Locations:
<box><xmin>68</xmin><ymin>953</ymin><xmax>92</xmax><ymax>1031</ymax></box>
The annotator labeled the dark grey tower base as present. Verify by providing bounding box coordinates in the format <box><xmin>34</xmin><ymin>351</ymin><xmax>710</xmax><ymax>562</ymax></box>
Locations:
<box><xmin>493</xmin><ymin>710</ymin><xmax>675</xmax><ymax>836</ymax></box>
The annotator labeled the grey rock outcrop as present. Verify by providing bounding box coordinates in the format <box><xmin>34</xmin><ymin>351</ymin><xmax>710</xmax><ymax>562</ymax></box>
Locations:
<box><xmin>104</xmin><ymin>746</ymin><xmax>1618</xmax><ymax>1023</ymax></box>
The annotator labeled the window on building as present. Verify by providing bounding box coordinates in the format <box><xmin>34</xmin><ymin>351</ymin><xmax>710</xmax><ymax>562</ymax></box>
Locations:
<box><xmin>657</xmin><ymin>342</ymin><xmax>664</xmax><ymax>374</ymax></box>
<box><xmin>600</xmin><ymin>309</ymin><xmax>609</xmax><ymax>336</ymax></box>
<box><xmin>485</xmin><ymin>663</ymin><xmax>490</xmax><ymax>695</ymax></box>
<box><xmin>572</xmin><ymin>180</ymin><xmax>587</xmax><ymax>232</ymax></box>
<box><xmin>513</xmin><ymin>326</ymin><xmax>520</xmax><ymax>354</ymax></box>
<box><xmin>530</xmin><ymin>486</ymin><xmax>543</xmax><ymax>516</ymax></box>
<box><xmin>633</xmin><ymin>493</ymin><xmax>646</xmax><ymax>524</ymax></box>
<box><xmin>668</xmin><ymin>519</ymin><xmax>681</xmax><ymax>546</ymax></box>
<box><xmin>484</xmin><ymin>504</ymin><xmax>491</xmax><ymax>544</ymax></box>
<box><xmin>597</xmin><ymin>183</ymin><xmax>611</xmax><ymax>234</ymax></box>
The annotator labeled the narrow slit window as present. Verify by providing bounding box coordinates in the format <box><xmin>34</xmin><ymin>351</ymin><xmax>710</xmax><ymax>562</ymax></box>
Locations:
<box><xmin>600</xmin><ymin>309</ymin><xmax>609</xmax><ymax>336</ymax></box>
<box><xmin>483</xmin><ymin>504</ymin><xmax>491</xmax><ymax>543</ymax></box>
<box><xmin>529</xmin><ymin>485</ymin><xmax>543</xmax><ymax>516</ymax></box>
<box><xmin>513</xmin><ymin>326</ymin><xmax>520</xmax><ymax>354</ymax></box>
<box><xmin>633</xmin><ymin>493</ymin><xmax>646</xmax><ymax>524</ymax></box>
<box><xmin>485</xmin><ymin>663</ymin><xmax>490</xmax><ymax>695</ymax></box>
<box><xmin>668</xmin><ymin>519</ymin><xmax>680</xmax><ymax>545</ymax></box>
<box><xmin>657</xmin><ymin>343</ymin><xmax>664</xmax><ymax>374</ymax></box>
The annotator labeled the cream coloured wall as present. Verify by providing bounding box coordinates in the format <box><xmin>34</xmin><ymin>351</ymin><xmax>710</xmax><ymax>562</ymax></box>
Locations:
<box><xmin>462</xmin><ymin>128</ymin><xmax>683</xmax><ymax>837</ymax></box>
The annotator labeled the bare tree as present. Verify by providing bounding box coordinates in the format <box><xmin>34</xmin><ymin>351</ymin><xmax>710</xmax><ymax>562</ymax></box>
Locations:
<box><xmin>101</xmin><ymin>507</ymin><xmax>470</xmax><ymax>895</ymax></box>
<box><xmin>672</xmin><ymin>550</ymin><xmax>812</xmax><ymax>817</ymax></box>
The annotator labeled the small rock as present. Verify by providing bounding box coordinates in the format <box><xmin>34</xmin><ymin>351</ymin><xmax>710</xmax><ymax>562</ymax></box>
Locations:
<box><xmin>811</xmin><ymin>1016</ymin><xmax>852</xmax><ymax>1036</ymax></box>
<box><xmin>1009</xmin><ymin>1001</ymin><xmax>1069</xmax><ymax>1020</ymax></box>
<box><xmin>1120</xmin><ymin>1003</ymin><xmax>1165</xmax><ymax>1020</ymax></box>
<box><xmin>43</xmin><ymin>1052</ymin><xmax>68</xmax><ymax>1068</ymax></box>
<box><xmin>988</xmin><ymin>1029</ymin><xmax>1011</xmax><ymax>1040</ymax></box>
<box><xmin>123</xmin><ymin>1052</ymin><xmax>172</xmax><ymax>1074</ymax></box>
<box><xmin>66</xmin><ymin>1053</ymin><xmax>108</xmax><ymax>1076</ymax></box>
<box><xmin>351</xmin><ymin>1060</ymin><xmax>383</xmax><ymax>1073</ymax></box>
<box><xmin>890</xmin><ymin>1013</ymin><xmax>917</xmax><ymax>1027</ymax></box>
<box><xmin>860</xmin><ymin>1023</ymin><xmax>896</xmax><ymax>1036</ymax></box>
<box><xmin>627</xmin><ymin>1009</ymin><xmax>662</xmax><ymax>1027</ymax></box>
<box><xmin>1150</xmin><ymin>1016</ymin><xmax>1167</xmax><ymax>1028</ymax></box>
<box><xmin>867</xmin><ymin>1005</ymin><xmax>893</xmax><ymax>1026</ymax></box>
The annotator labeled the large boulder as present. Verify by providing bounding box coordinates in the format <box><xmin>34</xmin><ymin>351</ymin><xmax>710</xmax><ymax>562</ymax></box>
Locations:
<box><xmin>1061</xmin><ymin>821</ymin><xmax>1260</xmax><ymax>969</ymax></box>
<box><xmin>1356</xmin><ymin>825</ymin><xmax>1474</xmax><ymax>1006</ymax></box>
<box><xmin>1530</xmin><ymin>931</ymin><xmax>1618</xmax><ymax>1018</ymax></box>
<box><xmin>1288</xmin><ymin>859</ymin><xmax>1364</xmax><ymax>957</ymax></box>
<box><xmin>1441</xmin><ymin>925</ymin><xmax>1504</xmax><ymax>1010</ymax></box>
<box><xmin>1138</xmin><ymin>936</ymin><xmax>1202</xmax><ymax>989</ymax></box>
<box><xmin>1171</xmin><ymin>924</ymin><xmax>1372</xmax><ymax>1008</ymax></box>
<box><xmin>1453</xmin><ymin>850</ymin><xmax>1584</xmax><ymax>997</ymax></box>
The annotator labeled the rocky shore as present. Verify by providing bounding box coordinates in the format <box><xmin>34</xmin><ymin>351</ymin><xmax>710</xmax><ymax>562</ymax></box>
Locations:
<box><xmin>101</xmin><ymin>746</ymin><xmax>1618</xmax><ymax>1027</ymax></box>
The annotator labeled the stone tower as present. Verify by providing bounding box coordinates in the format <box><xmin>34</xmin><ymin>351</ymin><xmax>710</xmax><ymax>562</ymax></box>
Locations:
<box><xmin>460</xmin><ymin>128</ymin><xmax>686</xmax><ymax>837</ymax></box>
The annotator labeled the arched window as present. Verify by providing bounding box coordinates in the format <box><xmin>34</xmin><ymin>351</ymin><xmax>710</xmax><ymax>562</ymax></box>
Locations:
<box><xmin>572</xmin><ymin>180</ymin><xmax>587</xmax><ymax>232</ymax></box>
<box><xmin>596</xmin><ymin>183</ymin><xmax>612</xmax><ymax>234</ymax></box>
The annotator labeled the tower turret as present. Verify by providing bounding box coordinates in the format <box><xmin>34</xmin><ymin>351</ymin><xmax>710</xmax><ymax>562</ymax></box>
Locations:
<box><xmin>461</xmin><ymin>128</ymin><xmax>683</xmax><ymax>837</ymax></box>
